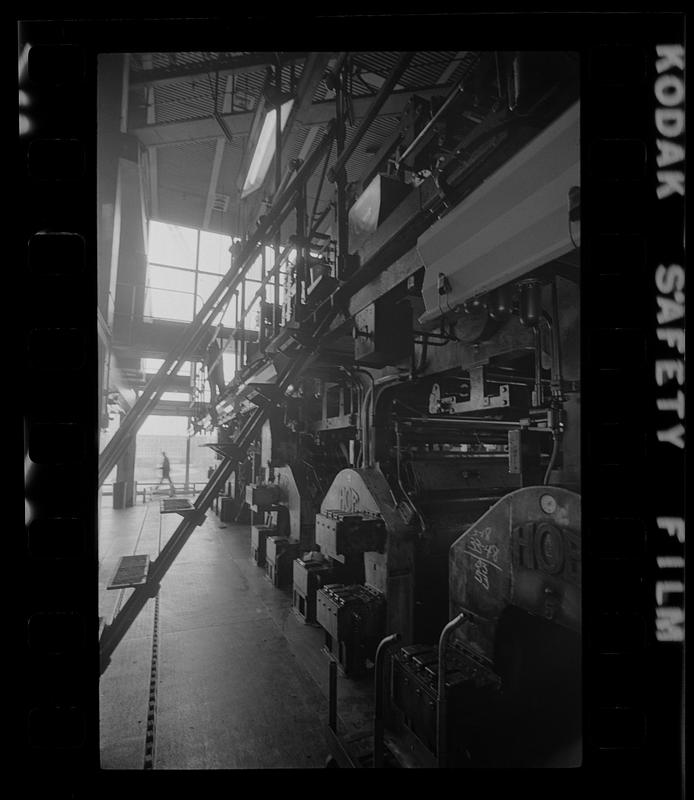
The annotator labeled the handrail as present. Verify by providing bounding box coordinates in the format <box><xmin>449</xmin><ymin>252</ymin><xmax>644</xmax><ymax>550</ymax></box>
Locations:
<box><xmin>373</xmin><ymin>632</ymin><xmax>400</xmax><ymax>768</ymax></box>
<box><xmin>436</xmin><ymin>612</ymin><xmax>466</xmax><ymax>767</ymax></box>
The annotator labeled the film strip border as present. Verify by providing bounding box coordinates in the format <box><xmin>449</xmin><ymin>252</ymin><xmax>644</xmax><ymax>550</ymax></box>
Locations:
<box><xmin>20</xmin><ymin>23</ymin><xmax>98</xmax><ymax>785</ymax></box>
<box><xmin>18</xmin><ymin>14</ymin><xmax>685</xmax><ymax>792</ymax></box>
<box><xmin>582</xmin><ymin>29</ymin><xmax>686</xmax><ymax>795</ymax></box>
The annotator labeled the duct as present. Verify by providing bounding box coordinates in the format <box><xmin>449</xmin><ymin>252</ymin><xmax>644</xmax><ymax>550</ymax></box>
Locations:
<box><xmin>417</xmin><ymin>102</ymin><xmax>580</xmax><ymax>325</ymax></box>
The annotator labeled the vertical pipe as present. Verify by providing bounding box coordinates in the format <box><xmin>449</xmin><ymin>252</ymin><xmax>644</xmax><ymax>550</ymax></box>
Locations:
<box><xmin>550</xmin><ymin>278</ymin><xmax>564</xmax><ymax>398</ymax></box>
<box><xmin>260</xmin><ymin>245</ymin><xmax>267</xmax><ymax>344</ymax></box>
<box><xmin>274</xmin><ymin>63</ymin><xmax>282</xmax><ymax>336</ymax></box>
<box><xmin>193</xmin><ymin>229</ymin><xmax>201</xmax><ymax>318</ymax></box>
<box><xmin>274</xmin><ymin>245</ymin><xmax>280</xmax><ymax>333</ymax></box>
<box><xmin>533</xmin><ymin>325</ymin><xmax>543</xmax><ymax>407</ymax></box>
<box><xmin>184</xmin><ymin>435</ymin><xmax>191</xmax><ymax>493</ymax></box>
<box><xmin>234</xmin><ymin>290</ymin><xmax>240</xmax><ymax>372</ymax></box>
<box><xmin>373</xmin><ymin>632</ymin><xmax>400</xmax><ymax>768</ymax></box>
<box><xmin>240</xmin><ymin>278</ymin><xmax>246</xmax><ymax>367</ymax></box>
<box><xmin>328</xmin><ymin>659</ymin><xmax>338</xmax><ymax>732</ymax></box>
<box><xmin>335</xmin><ymin>59</ymin><xmax>348</xmax><ymax>280</ymax></box>
<box><xmin>295</xmin><ymin>185</ymin><xmax>307</xmax><ymax>323</ymax></box>
<box><xmin>436</xmin><ymin>613</ymin><xmax>466</xmax><ymax>768</ymax></box>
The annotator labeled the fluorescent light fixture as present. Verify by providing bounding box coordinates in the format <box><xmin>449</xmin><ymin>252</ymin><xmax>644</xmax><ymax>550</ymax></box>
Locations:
<box><xmin>241</xmin><ymin>99</ymin><xmax>294</xmax><ymax>198</ymax></box>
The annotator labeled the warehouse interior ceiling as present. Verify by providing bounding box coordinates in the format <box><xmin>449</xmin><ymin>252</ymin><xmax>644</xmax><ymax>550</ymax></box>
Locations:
<box><xmin>127</xmin><ymin>51</ymin><xmax>478</xmax><ymax>239</ymax></box>
<box><xmin>99</xmin><ymin>49</ymin><xmax>579</xmax><ymax>431</ymax></box>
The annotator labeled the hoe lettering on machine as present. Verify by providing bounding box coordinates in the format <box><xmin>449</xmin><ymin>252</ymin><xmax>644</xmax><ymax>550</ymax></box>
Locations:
<box><xmin>653</xmin><ymin>44</ymin><xmax>685</xmax><ymax>644</ymax></box>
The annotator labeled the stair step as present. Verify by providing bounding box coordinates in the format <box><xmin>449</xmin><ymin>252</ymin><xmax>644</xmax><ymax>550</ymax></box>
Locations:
<box><xmin>107</xmin><ymin>554</ymin><xmax>150</xmax><ymax>590</ymax></box>
<box><xmin>159</xmin><ymin>497</ymin><xmax>197</xmax><ymax>514</ymax></box>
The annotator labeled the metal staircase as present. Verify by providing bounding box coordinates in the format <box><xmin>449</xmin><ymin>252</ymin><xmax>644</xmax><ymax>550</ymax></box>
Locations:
<box><xmin>98</xmin><ymin>122</ymin><xmax>335</xmax><ymax>488</ymax></box>
<box><xmin>99</xmin><ymin>125</ymin><xmax>337</xmax><ymax>674</ymax></box>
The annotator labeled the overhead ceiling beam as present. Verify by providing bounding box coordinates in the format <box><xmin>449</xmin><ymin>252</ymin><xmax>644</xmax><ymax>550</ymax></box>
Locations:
<box><xmin>437</xmin><ymin>51</ymin><xmax>469</xmax><ymax>84</ymax></box>
<box><xmin>143</xmin><ymin>55</ymin><xmax>160</xmax><ymax>220</ymax></box>
<box><xmin>130</xmin><ymin>85</ymin><xmax>451</xmax><ymax>148</ymax></box>
<box><xmin>202</xmin><ymin>138</ymin><xmax>226</xmax><ymax>230</ymax></box>
<box><xmin>244</xmin><ymin>52</ymin><xmax>337</xmax><ymax>233</ymax></box>
<box><xmin>202</xmin><ymin>74</ymin><xmax>234</xmax><ymax>230</ymax></box>
<box><xmin>328</xmin><ymin>52</ymin><xmax>414</xmax><ymax>183</ymax></box>
<box><xmin>130</xmin><ymin>52</ymin><xmax>309</xmax><ymax>89</ymax></box>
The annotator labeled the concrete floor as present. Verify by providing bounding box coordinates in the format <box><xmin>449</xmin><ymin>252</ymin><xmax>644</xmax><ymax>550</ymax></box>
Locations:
<box><xmin>99</xmin><ymin>495</ymin><xmax>374</xmax><ymax>769</ymax></box>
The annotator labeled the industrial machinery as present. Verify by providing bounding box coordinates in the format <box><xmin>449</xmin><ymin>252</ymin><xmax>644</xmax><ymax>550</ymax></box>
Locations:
<box><xmin>99</xmin><ymin>50</ymin><xmax>581</xmax><ymax>767</ymax></box>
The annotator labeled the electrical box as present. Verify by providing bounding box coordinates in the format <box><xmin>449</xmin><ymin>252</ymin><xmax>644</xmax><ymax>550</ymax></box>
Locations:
<box><xmin>250</xmin><ymin>524</ymin><xmax>274</xmax><ymax>566</ymax></box>
<box><xmin>316</xmin><ymin>583</ymin><xmax>386</xmax><ymax>676</ymax></box>
<box><xmin>315</xmin><ymin>510</ymin><xmax>386</xmax><ymax>563</ymax></box>
<box><xmin>354</xmin><ymin>298</ymin><xmax>412</xmax><ymax>367</ymax></box>
<box><xmin>507</xmin><ymin>429</ymin><xmax>544</xmax><ymax>486</ymax></box>
<box><xmin>245</xmin><ymin>483</ymin><xmax>281</xmax><ymax>509</ymax></box>
<box><xmin>292</xmin><ymin>558</ymin><xmax>335</xmax><ymax>624</ymax></box>
<box><xmin>265</xmin><ymin>536</ymin><xmax>300</xmax><ymax>588</ymax></box>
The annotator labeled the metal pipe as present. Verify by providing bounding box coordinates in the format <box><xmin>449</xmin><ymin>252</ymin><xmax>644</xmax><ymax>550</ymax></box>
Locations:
<box><xmin>550</xmin><ymin>278</ymin><xmax>564</xmax><ymax>398</ymax></box>
<box><xmin>335</xmin><ymin>58</ymin><xmax>349</xmax><ymax>279</ymax></box>
<box><xmin>533</xmin><ymin>325</ymin><xmax>543</xmax><ymax>407</ymax></box>
<box><xmin>396</xmin><ymin>416</ymin><xmax>523</xmax><ymax>428</ymax></box>
<box><xmin>436</xmin><ymin>612</ymin><xmax>466</xmax><ymax>767</ymax></box>
<box><xmin>395</xmin><ymin>423</ymin><xmax>427</xmax><ymax>532</ymax></box>
<box><xmin>311</xmin><ymin>138</ymin><xmax>333</xmax><ymax>234</ymax></box>
<box><xmin>396</xmin><ymin>78</ymin><xmax>465</xmax><ymax>168</ymax></box>
<box><xmin>295</xmin><ymin>184</ymin><xmax>307</xmax><ymax>323</ymax></box>
<box><xmin>373</xmin><ymin>632</ymin><xmax>400</xmax><ymax>768</ymax></box>
<box><xmin>309</xmin><ymin>203</ymin><xmax>333</xmax><ymax>240</ymax></box>
<box><xmin>543</xmin><ymin>432</ymin><xmax>561</xmax><ymax>485</ymax></box>
<box><xmin>328</xmin><ymin>658</ymin><xmax>338</xmax><ymax>732</ymax></box>
<box><xmin>329</xmin><ymin>52</ymin><xmax>415</xmax><ymax>183</ymax></box>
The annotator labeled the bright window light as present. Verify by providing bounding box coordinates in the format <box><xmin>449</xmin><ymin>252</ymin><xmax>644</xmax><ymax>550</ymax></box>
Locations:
<box><xmin>138</xmin><ymin>414</ymin><xmax>189</xmax><ymax>436</ymax></box>
<box><xmin>265</xmin><ymin>282</ymin><xmax>285</xmax><ymax>304</ymax></box>
<box><xmin>146</xmin><ymin>288</ymin><xmax>194</xmax><ymax>322</ymax></box>
<box><xmin>142</xmin><ymin>358</ymin><xmax>192</xmax><ymax>377</ymax></box>
<box><xmin>242</xmin><ymin>99</ymin><xmax>293</xmax><ymax>198</ymax></box>
<box><xmin>161</xmin><ymin>392</ymin><xmax>192</xmax><ymax>402</ymax></box>
<box><xmin>197</xmin><ymin>273</ymin><xmax>221</xmax><ymax>306</ymax></box>
<box><xmin>199</xmin><ymin>230</ymin><xmax>233</xmax><ymax>274</ymax></box>
<box><xmin>222</xmin><ymin>353</ymin><xmax>236</xmax><ymax>380</ymax></box>
<box><xmin>148</xmin><ymin>221</ymin><xmax>197</xmax><ymax>268</ymax></box>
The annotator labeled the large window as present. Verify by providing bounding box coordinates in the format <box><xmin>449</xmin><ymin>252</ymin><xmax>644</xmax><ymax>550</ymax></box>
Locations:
<box><xmin>145</xmin><ymin>221</ymin><xmax>287</xmax><ymax>333</ymax></box>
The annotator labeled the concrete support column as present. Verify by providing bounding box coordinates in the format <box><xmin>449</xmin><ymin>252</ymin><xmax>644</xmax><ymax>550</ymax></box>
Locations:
<box><xmin>114</xmin><ymin>425</ymin><xmax>136</xmax><ymax>508</ymax></box>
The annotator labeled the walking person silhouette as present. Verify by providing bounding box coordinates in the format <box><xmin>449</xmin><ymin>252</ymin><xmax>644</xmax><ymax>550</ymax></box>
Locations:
<box><xmin>156</xmin><ymin>451</ymin><xmax>176</xmax><ymax>496</ymax></box>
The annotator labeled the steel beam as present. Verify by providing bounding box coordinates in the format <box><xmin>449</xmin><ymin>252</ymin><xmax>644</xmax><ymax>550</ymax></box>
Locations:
<box><xmin>129</xmin><ymin>52</ymin><xmax>308</xmax><ymax>89</ymax></box>
<box><xmin>130</xmin><ymin>85</ymin><xmax>449</xmax><ymax>148</ymax></box>
<box><xmin>328</xmin><ymin>52</ymin><xmax>414</xmax><ymax>183</ymax></box>
<box><xmin>245</xmin><ymin>53</ymin><xmax>336</xmax><ymax>233</ymax></box>
<box><xmin>99</xmin><ymin>123</ymin><xmax>336</xmax><ymax>486</ymax></box>
<box><xmin>202</xmin><ymin>137</ymin><xmax>226</xmax><ymax>230</ymax></box>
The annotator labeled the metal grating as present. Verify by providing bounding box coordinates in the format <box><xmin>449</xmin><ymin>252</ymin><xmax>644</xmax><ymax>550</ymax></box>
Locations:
<box><xmin>130</xmin><ymin>51</ymin><xmax>249</xmax><ymax>72</ymax></box>
<box><xmin>158</xmin><ymin>139</ymin><xmax>218</xmax><ymax>195</ymax></box>
<box><xmin>160</xmin><ymin>498</ymin><xmax>195</xmax><ymax>513</ymax></box>
<box><xmin>108</xmin><ymin>554</ymin><xmax>150</xmax><ymax>589</ymax></box>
